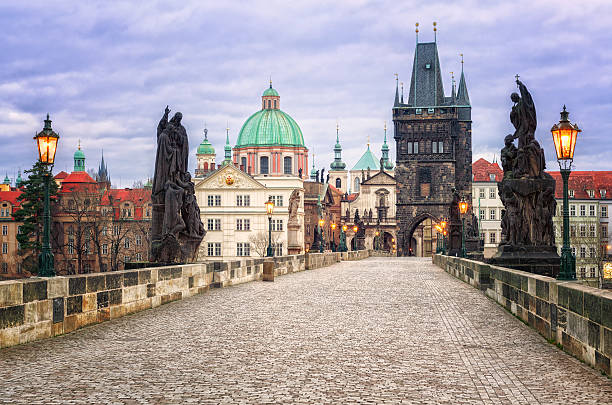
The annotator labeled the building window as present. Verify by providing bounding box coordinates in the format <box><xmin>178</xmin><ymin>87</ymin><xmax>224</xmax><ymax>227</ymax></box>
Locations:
<box><xmin>68</xmin><ymin>237</ymin><xmax>74</xmax><ymax>254</ymax></box>
<box><xmin>1</xmin><ymin>262</ymin><xmax>7</xmax><ymax>273</ymax></box>
<box><xmin>589</xmin><ymin>247</ymin><xmax>596</xmax><ymax>258</ymax></box>
<box><xmin>580</xmin><ymin>246</ymin><xmax>586</xmax><ymax>258</ymax></box>
<box><xmin>283</xmin><ymin>157</ymin><xmax>292</xmax><ymax>174</ymax></box>
<box><xmin>208</xmin><ymin>195</ymin><xmax>221</xmax><ymax>206</ymax></box>
<box><xmin>418</xmin><ymin>167</ymin><xmax>431</xmax><ymax>197</ymax></box>
<box><xmin>602</xmin><ymin>224</ymin><xmax>608</xmax><ymax>240</ymax></box>
<box><xmin>587</xmin><ymin>190</ymin><xmax>594</xmax><ymax>198</ymax></box>
<box><xmin>102</xmin><ymin>244</ymin><xmax>108</xmax><ymax>255</ymax></box>
<box><xmin>1</xmin><ymin>242</ymin><xmax>7</xmax><ymax>254</ymax></box>
<box><xmin>236</xmin><ymin>242</ymin><xmax>251</xmax><ymax>257</ymax></box>
<box><xmin>601</xmin><ymin>189</ymin><xmax>607</xmax><ymax>198</ymax></box>
<box><xmin>113</xmin><ymin>225</ymin><xmax>120</xmax><ymax>236</ymax></box>
<box><xmin>579</xmin><ymin>267</ymin><xmax>586</xmax><ymax>278</ymax></box>
<box><xmin>570</xmin><ymin>225</ymin><xmax>576</xmax><ymax>237</ymax></box>
<box><xmin>489</xmin><ymin>188</ymin><xmax>496</xmax><ymax>199</ymax></box>
<box><xmin>489</xmin><ymin>173</ymin><xmax>496</xmax><ymax>181</ymax></box>
<box><xmin>579</xmin><ymin>225</ymin><xmax>586</xmax><ymax>237</ymax></box>
<box><xmin>589</xmin><ymin>205</ymin><xmax>595</xmax><ymax>216</ymax></box>
<box><xmin>269</xmin><ymin>195</ymin><xmax>284</xmax><ymax>207</ymax></box>
<box><xmin>136</xmin><ymin>235</ymin><xmax>142</xmax><ymax>246</ymax></box>
<box><xmin>102</xmin><ymin>226</ymin><xmax>107</xmax><ymax>236</ymax></box>
<box><xmin>479</xmin><ymin>209</ymin><xmax>485</xmax><ymax>220</ymax></box>
<box><xmin>489</xmin><ymin>232</ymin><xmax>496</xmax><ymax>244</ymax></box>
<box><xmin>432</xmin><ymin>141</ymin><xmax>438</xmax><ymax>154</ymax></box>
<box><xmin>479</xmin><ymin>188</ymin><xmax>485</xmax><ymax>199</ymax></box>
<box><xmin>240</xmin><ymin>157</ymin><xmax>247</xmax><ymax>170</ymax></box>
<box><xmin>236</xmin><ymin>219</ymin><xmax>251</xmax><ymax>231</ymax></box>
<box><xmin>579</xmin><ymin>205</ymin><xmax>585</xmax><ymax>216</ymax></box>
<box><xmin>336</xmin><ymin>178</ymin><xmax>341</xmax><ymax>189</ymax></box>
<box><xmin>207</xmin><ymin>219</ymin><xmax>221</xmax><ymax>231</ymax></box>
<box><xmin>489</xmin><ymin>209</ymin><xmax>496</xmax><ymax>220</ymax></box>
<box><xmin>569</xmin><ymin>189</ymin><xmax>574</xmax><ymax>198</ymax></box>
<box><xmin>571</xmin><ymin>247</ymin><xmax>576</xmax><ymax>256</ymax></box>
<box><xmin>1</xmin><ymin>225</ymin><xmax>6</xmax><ymax>236</ymax></box>
<box><xmin>590</xmin><ymin>268</ymin><xmax>596</xmax><ymax>278</ymax></box>
<box><xmin>207</xmin><ymin>242</ymin><xmax>221</xmax><ymax>257</ymax></box>
<box><xmin>124</xmin><ymin>238</ymin><xmax>130</xmax><ymax>249</ymax></box>
<box><xmin>354</xmin><ymin>178</ymin><xmax>360</xmax><ymax>192</ymax></box>
<box><xmin>123</xmin><ymin>256</ymin><xmax>130</xmax><ymax>264</ymax></box>
<box><xmin>272</xmin><ymin>219</ymin><xmax>283</xmax><ymax>231</ymax></box>
<box><xmin>236</xmin><ymin>195</ymin><xmax>251</xmax><ymax>207</ymax></box>
<box><xmin>260</xmin><ymin>156</ymin><xmax>269</xmax><ymax>174</ymax></box>
<box><xmin>589</xmin><ymin>225</ymin><xmax>596</xmax><ymax>238</ymax></box>
<box><xmin>570</xmin><ymin>205</ymin><xmax>576</xmax><ymax>216</ymax></box>
<box><xmin>273</xmin><ymin>243</ymin><xmax>283</xmax><ymax>256</ymax></box>
<box><xmin>602</xmin><ymin>206</ymin><xmax>608</xmax><ymax>218</ymax></box>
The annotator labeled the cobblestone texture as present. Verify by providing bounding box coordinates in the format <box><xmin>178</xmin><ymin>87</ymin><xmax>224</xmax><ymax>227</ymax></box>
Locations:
<box><xmin>1</xmin><ymin>257</ymin><xmax>611</xmax><ymax>404</ymax></box>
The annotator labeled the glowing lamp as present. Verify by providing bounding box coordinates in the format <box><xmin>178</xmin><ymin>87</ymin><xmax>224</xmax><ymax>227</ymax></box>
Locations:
<box><xmin>265</xmin><ymin>200</ymin><xmax>274</xmax><ymax>217</ymax></box>
<box><xmin>353</xmin><ymin>225</ymin><xmax>358</xmax><ymax>233</ymax></box>
<box><xmin>331</xmin><ymin>223</ymin><xmax>337</xmax><ymax>230</ymax></box>
<box><xmin>459</xmin><ymin>199</ymin><xmax>469</xmax><ymax>215</ymax></box>
<box><xmin>318</xmin><ymin>218</ymin><xmax>325</xmax><ymax>227</ymax></box>
<box><xmin>551</xmin><ymin>106</ymin><xmax>580</xmax><ymax>171</ymax></box>
<box><xmin>440</xmin><ymin>220</ymin><xmax>447</xmax><ymax>230</ymax></box>
<box><xmin>342</xmin><ymin>225</ymin><xmax>348</xmax><ymax>232</ymax></box>
<box><xmin>35</xmin><ymin>114</ymin><xmax>60</xmax><ymax>165</ymax></box>
<box><xmin>375</xmin><ymin>231</ymin><xmax>380</xmax><ymax>236</ymax></box>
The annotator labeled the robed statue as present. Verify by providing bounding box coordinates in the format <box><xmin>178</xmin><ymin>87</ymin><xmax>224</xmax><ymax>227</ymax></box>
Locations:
<box><xmin>151</xmin><ymin>106</ymin><xmax>205</xmax><ymax>263</ymax></box>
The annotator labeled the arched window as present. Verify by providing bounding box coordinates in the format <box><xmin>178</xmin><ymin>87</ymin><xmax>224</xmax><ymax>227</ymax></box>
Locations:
<box><xmin>267</xmin><ymin>100</ymin><xmax>271</xmax><ymax>109</ymax></box>
<box><xmin>241</xmin><ymin>157</ymin><xmax>247</xmax><ymax>171</ymax></box>
<box><xmin>203</xmin><ymin>162</ymin><xmax>209</xmax><ymax>171</ymax></box>
<box><xmin>260</xmin><ymin>156</ymin><xmax>269</xmax><ymax>174</ymax></box>
<box><xmin>354</xmin><ymin>177</ymin><xmax>360</xmax><ymax>192</ymax></box>
<box><xmin>283</xmin><ymin>156</ymin><xmax>292</xmax><ymax>174</ymax></box>
<box><xmin>274</xmin><ymin>100</ymin><xmax>277</xmax><ymax>109</ymax></box>
<box><xmin>335</xmin><ymin>177</ymin><xmax>341</xmax><ymax>189</ymax></box>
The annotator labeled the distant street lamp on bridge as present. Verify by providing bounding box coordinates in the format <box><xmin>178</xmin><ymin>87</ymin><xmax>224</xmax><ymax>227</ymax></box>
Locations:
<box><xmin>551</xmin><ymin>105</ymin><xmax>580</xmax><ymax>280</ymax></box>
<box><xmin>266</xmin><ymin>199</ymin><xmax>274</xmax><ymax>257</ymax></box>
<box><xmin>35</xmin><ymin>114</ymin><xmax>59</xmax><ymax>277</ymax></box>
<box><xmin>458</xmin><ymin>198</ymin><xmax>469</xmax><ymax>258</ymax></box>
<box><xmin>318</xmin><ymin>218</ymin><xmax>325</xmax><ymax>253</ymax></box>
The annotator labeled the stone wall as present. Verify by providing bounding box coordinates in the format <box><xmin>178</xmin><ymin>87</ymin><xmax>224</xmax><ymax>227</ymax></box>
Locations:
<box><xmin>433</xmin><ymin>254</ymin><xmax>612</xmax><ymax>377</ymax></box>
<box><xmin>0</xmin><ymin>251</ymin><xmax>369</xmax><ymax>349</ymax></box>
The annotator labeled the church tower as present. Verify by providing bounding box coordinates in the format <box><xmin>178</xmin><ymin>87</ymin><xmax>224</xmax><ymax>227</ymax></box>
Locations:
<box><xmin>73</xmin><ymin>142</ymin><xmax>85</xmax><ymax>172</ymax></box>
<box><xmin>393</xmin><ymin>23</ymin><xmax>472</xmax><ymax>257</ymax></box>
<box><xmin>195</xmin><ymin>126</ymin><xmax>216</xmax><ymax>177</ymax></box>
<box><xmin>328</xmin><ymin>123</ymin><xmax>348</xmax><ymax>192</ymax></box>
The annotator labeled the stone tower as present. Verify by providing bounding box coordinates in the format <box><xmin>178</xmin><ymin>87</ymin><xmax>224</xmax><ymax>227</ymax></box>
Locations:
<box><xmin>393</xmin><ymin>33</ymin><xmax>472</xmax><ymax>256</ymax></box>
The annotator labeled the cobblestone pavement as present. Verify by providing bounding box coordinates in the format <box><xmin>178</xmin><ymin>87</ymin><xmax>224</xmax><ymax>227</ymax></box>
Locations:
<box><xmin>1</xmin><ymin>257</ymin><xmax>611</xmax><ymax>404</ymax></box>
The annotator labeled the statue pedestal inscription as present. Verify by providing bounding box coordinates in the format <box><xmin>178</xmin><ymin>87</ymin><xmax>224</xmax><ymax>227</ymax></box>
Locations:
<box><xmin>489</xmin><ymin>79</ymin><xmax>559</xmax><ymax>277</ymax></box>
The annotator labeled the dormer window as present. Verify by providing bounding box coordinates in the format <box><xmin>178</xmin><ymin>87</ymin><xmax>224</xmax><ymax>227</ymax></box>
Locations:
<box><xmin>587</xmin><ymin>189</ymin><xmax>594</xmax><ymax>198</ymax></box>
<box><xmin>569</xmin><ymin>189</ymin><xmax>575</xmax><ymax>198</ymax></box>
<box><xmin>489</xmin><ymin>174</ymin><xmax>496</xmax><ymax>181</ymax></box>
<box><xmin>601</xmin><ymin>189</ymin><xmax>606</xmax><ymax>198</ymax></box>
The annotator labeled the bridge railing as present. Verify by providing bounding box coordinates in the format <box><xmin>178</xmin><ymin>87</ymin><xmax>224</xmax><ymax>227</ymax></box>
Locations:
<box><xmin>433</xmin><ymin>254</ymin><xmax>612</xmax><ymax>378</ymax></box>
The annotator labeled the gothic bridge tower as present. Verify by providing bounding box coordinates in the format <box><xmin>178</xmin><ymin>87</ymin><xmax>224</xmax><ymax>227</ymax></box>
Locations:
<box><xmin>393</xmin><ymin>24</ymin><xmax>472</xmax><ymax>257</ymax></box>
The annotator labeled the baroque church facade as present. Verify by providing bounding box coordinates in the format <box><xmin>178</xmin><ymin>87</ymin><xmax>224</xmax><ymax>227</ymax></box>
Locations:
<box><xmin>393</xmin><ymin>33</ymin><xmax>472</xmax><ymax>256</ymax></box>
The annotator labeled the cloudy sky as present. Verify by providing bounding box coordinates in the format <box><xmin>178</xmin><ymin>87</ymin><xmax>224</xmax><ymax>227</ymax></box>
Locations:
<box><xmin>1</xmin><ymin>1</ymin><xmax>611</xmax><ymax>186</ymax></box>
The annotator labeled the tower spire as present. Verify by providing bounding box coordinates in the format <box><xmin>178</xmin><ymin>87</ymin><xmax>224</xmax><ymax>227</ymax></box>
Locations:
<box><xmin>394</xmin><ymin>73</ymin><xmax>399</xmax><ymax>107</ymax></box>
<box><xmin>331</xmin><ymin>122</ymin><xmax>346</xmax><ymax>170</ymax></box>
<box><xmin>400</xmin><ymin>82</ymin><xmax>404</xmax><ymax>104</ymax></box>
<box><xmin>223</xmin><ymin>122</ymin><xmax>231</xmax><ymax>165</ymax></box>
<box><xmin>457</xmin><ymin>55</ymin><xmax>470</xmax><ymax>106</ymax></box>
<box><xmin>381</xmin><ymin>121</ymin><xmax>393</xmax><ymax>170</ymax></box>
<box><xmin>433</xmin><ymin>21</ymin><xmax>437</xmax><ymax>42</ymax></box>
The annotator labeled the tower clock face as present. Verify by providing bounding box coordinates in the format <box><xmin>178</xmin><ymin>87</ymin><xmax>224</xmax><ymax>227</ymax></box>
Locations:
<box><xmin>225</xmin><ymin>174</ymin><xmax>235</xmax><ymax>185</ymax></box>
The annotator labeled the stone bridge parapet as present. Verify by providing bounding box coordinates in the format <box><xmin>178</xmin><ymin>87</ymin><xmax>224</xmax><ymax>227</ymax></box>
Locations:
<box><xmin>433</xmin><ymin>254</ymin><xmax>612</xmax><ymax>377</ymax></box>
<box><xmin>0</xmin><ymin>250</ymin><xmax>370</xmax><ymax>349</ymax></box>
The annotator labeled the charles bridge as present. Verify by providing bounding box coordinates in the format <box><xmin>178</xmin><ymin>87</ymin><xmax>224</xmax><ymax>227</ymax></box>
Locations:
<box><xmin>0</xmin><ymin>253</ymin><xmax>611</xmax><ymax>404</ymax></box>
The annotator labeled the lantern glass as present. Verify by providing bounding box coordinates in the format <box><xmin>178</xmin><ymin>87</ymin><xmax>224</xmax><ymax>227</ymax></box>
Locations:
<box><xmin>552</xmin><ymin>127</ymin><xmax>577</xmax><ymax>161</ymax></box>
<box><xmin>331</xmin><ymin>223</ymin><xmax>336</xmax><ymax>230</ymax></box>
<box><xmin>440</xmin><ymin>220</ymin><xmax>447</xmax><ymax>229</ymax></box>
<box><xmin>459</xmin><ymin>201</ymin><xmax>469</xmax><ymax>215</ymax></box>
<box><xmin>36</xmin><ymin>134</ymin><xmax>59</xmax><ymax>164</ymax></box>
<box><xmin>318</xmin><ymin>219</ymin><xmax>325</xmax><ymax>227</ymax></box>
<box><xmin>265</xmin><ymin>200</ymin><xmax>274</xmax><ymax>216</ymax></box>
<box><xmin>342</xmin><ymin>225</ymin><xmax>348</xmax><ymax>232</ymax></box>
<box><xmin>353</xmin><ymin>226</ymin><xmax>358</xmax><ymax>233</ymax></box>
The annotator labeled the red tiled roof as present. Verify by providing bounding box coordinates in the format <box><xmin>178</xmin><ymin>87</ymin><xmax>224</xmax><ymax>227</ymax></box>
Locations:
<box><xmin>62</xmin><ymin>171</ymin><xmax>96</xmax><ymax>184</ymax></box>
<box><xmin>54</xmin><ymin>171</ymin><xmax>69</xmax><ymax>180</ymax></box>
<box><xmin>344</xmin><ymin>193</ymin><xmax>359</xmax><ymax>202</ymax></box>
<box><xmin>102</xmin><ymin>188</ymin><xmax>152</xmax><ymax>220</ymax></box>
<box><xmin>0</xmin><ymin>190</ymin><xmax>23</xmax><ymax>208</ymax></box>
<box><xmin>472</xmin><ymin>158</ymin><xmax>503</xmax><ymax>182</ymax></box>
<box><xmin>548</xmin><ymin>171</ymin><xmax>612</xmax><ymax>199</ymax></box>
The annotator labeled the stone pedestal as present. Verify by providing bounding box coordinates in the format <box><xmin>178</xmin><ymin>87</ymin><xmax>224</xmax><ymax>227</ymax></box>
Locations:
<box><xmin>489</xmin><ymin>245</ymin><xmax>560</xmax><ymax>277</ymax></box>
<box><xmin>287</xmin><ymin>222</ymin><xmax>301</xmax><ymax>255</ymax></box>
<box><xmin>262</xmin><ymin>260</ymin><xmax>274</xmax><ymax>282</ymax></box>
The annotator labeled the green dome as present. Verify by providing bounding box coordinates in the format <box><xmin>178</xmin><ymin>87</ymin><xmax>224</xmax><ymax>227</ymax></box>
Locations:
<box><xmin>236</xmin><ymin>109</ymin><xmax>305</xmax><ymax>148</ymax></box>
<box><xmin>197</xmin><ymin>139</ymin><xmax>215</xmax><ymax>154</ymax></box>
<box><xmin>74</xmin><ymin>149</ymin><xmax>85</xmax><ymax>159</ymax></box>
<box><xmin>263</xmin><ymin>86</ymin><xmax>279</xmax><ymax>97</ymax></box>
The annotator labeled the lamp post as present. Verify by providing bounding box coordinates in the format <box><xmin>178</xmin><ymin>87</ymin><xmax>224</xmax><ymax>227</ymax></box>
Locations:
<box><xmin>318</xmin><ymin>218</ymin><xmax>325</xmax><ymax>253</ymax></box>
<box><xmin>374</xmin><ymin>230</ymin><xmax>380</xmax><ymax>250</ymax></box>
<box><xmin>265</xmin><ymin>199</ymin><xmax>274</xmax><ymax>257</ymax></box>
<box><xmin>35</xmin><ymin>114</ymin><xmax>59</xmax><ymax>277</ymax></box>
<box><xmin>459</xmin><ymin>198</ymin><xmax>469</xmax><ymax>258</ymax></box>
<box><xmin>440</xmin><ymin>219</ymin><xmax>448</xmax><ymax>255</ymax></box>
<box><xmin>551</xmin><ymin>105</ymin><xmax>580</xmax><ymax>280</ymax></box>
<box><xmin>434</xmin><ymin>223</ymin><xmax>443</xmax><ymax>253</ymax></box>
<box><xmin>331</xmin><ymin>223</ymin><xmax>337</xmax><ymax>251</ymax></box>
<box><xmin>340</xmin><ymin>224</ymin><xmax>348</xmax><ymax>252</ymax></box>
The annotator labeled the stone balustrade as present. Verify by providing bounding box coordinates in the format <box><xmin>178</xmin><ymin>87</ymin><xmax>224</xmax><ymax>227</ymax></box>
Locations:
<box><xmin>0</xmin><ymin>250</ymin><xmax>370</xmax><ymax>349</ymax></box>
<box><xmin>433</xmin><ymin>254</ymin><xmax>612</xmax><ymax>377</ymax></box>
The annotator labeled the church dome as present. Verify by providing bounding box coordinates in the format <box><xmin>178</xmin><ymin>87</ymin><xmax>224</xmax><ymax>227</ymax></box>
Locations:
<box><xmin>235</xmin><ymin>86</ymin><xmax>305</xmax><ymax>148</ymax></box>
<box><xmin>74</xmin><ymin>148</ymin><xmax>85</xmax><ymax>160</ymax></box>
<box><xmin>197</xmin><ymin>135</ymin><xmax>215</xmax><ymax>155</ymax></box>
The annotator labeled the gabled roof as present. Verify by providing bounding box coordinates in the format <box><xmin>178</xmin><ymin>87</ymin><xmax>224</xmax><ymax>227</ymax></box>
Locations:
<box><xmin>54</xmin><ymin>171</ymin><xmax>69</xmax><ymax>180</ymax></box>
<box><xmin>0</xmin><ymin>190</ymin><xmax>23</xmax><ymax>208</ymax></box>
<box><xmin>548</xmin><ymin>171</ymin><xmax>612</xmax><ymax>199</ymax></box>
<box><xmin>361</xmin><ymin>170</ymin><xmax>396</xmax><ymax>185</ymax></box>
<box><xmin>62</xmin><ymin>171</ymin><xmax>96</xmax><ymax>185</ymax></box>
<box><xmin>195</xmin><ymin>163</ymin><xmax>265</xmax><ymax>190</ymax></box>
<box><xmin>352</xmin><ymin>145</ymin><xmax>380</xmax><ymax>171</ymax></box>
<box><xmin>472</xmin><ymin>158</ymin><xmax>502</xmax><ymax>182</ymax></box>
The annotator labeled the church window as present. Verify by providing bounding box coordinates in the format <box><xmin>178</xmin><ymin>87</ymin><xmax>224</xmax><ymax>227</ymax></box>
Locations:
<box><xmin>284</xmin><ymin>157</ymin><xmax>292</xmax><ymax>174</ymax></box>
<box><xmin>414</xmin><ymin>141</ymin><xmax>419</xmax><ymax>154</ymax></box>
<box><xmin>336</xmin><ymin>178</ymin><xmax>341</xmax><ymax>189</ymax></box>
<box><xmin>418</xmin><ymin>167</ymin><xmax>431</xmax><ymax>197</ymax></box>
<box><xmin>240</xmin><ymin>157</ymin><xmax>247</xmax><ymax>171</ymax></box>
<box><xmin>260</xmin><ymin>156</ymin><xmax>269</xmax><ymax>174</ymax></box>
<box><xmin>267</xmin><ymin>100</ymin><xmax>271</xmax><ymax>109</ymax></box>
<box><xmin>274</xmin><ymin>100</ymin><xmax>277</xmax><ymax>109</ymax></box>
<box><xmin>438</xmin><ymin>141</ymin><xmax>444</xmax><ymax>153</ymax></box>
<box><xmin>354</xmin><ymin>178</ymin><xmax>360</xmax><ymax>193</ymax></box>
<box><xmin>432</xmin><ymin>141</ymin><xmax>437</xmax><ymax>154</ymax></box>
<box><xmin>407</xmin><ymin>142</ymin><xmax>413</xmax><ymax>154</ymax></box>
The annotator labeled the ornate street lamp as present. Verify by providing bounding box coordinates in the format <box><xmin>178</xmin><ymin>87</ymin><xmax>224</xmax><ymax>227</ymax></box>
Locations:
<box><xmin>331</xmin><ymin>223</ymin><xmax>337</xmax><ymax>251</ymax></box>
<box><xmin>340</xmin><ymin>224</ymin><xmax>348</xmax><ymax>252</ymax></box>
<box><xmin>318</xmin><ymin>218</ymin><xmax>325</xmax><ymax>253</ymax></box>
<box><xmin>353</xmin><ymin>225</ymin><xmax>358</xmax><ymax>233</ymax></box>
<box><xmin>551</xmin><ymin>105</ymin><xmax>580</xmax><ymax>280</ymax></box>
<box><xmin>265</xmin><ymin>199</ymin><xmax>274</xmax><ymax>257</ymax></box>
<box><xmin>434</xmin><ymin>223</ymin><xmax>443</xmax><ymax>253</ymax></box>
<box><xmin>35</xmin><ymin>114</ymin><xmax>59</xmax><ymax>277</ymax></box>
<box><xmin>459</xmin><ymin>199</ymin><xmax>469</xmax><ymax>258</ymax></box>
<box><xmin>440</xmin><ymin>220</ymin><xmax>448</xmax><ymax>255</ymax></box>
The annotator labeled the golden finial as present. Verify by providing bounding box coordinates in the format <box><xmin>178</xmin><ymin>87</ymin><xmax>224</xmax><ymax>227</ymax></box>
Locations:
<box><xmin>367</xmin><ymin>135</ymin><xmax>370</xmax><ymax>147</ymax></box>
<box><xmin>336</xmin><ymin>120</ymin><xmax>339</xmax><ymax>132</ymax></box>
<box><xmin>384</xmin><ymin>121</ymin><xmax>387</xmax><ymax>131</ymax></box>
<box><xmin>415</xmin><ymin>22</ymin><xmax>419</xmax><ymax>33</ymax></box>
<box><xmin>394</xmin><ymin>73</ymin><xmax>398</xmax><ymax>81</ymax></box>
<box><xmin>460</xmin><ymin>53</ymin><xmax>464</xmax><ymax>65</ymax></box>
<box><xmin>78</xmin><ymin>139</ymin><xmax>81</xmax><ymax>150</ymax></box>
<box><xmin>433</xmin><ymin>21</ymin><xmax>437</xmax><ymax>31</ymax></box>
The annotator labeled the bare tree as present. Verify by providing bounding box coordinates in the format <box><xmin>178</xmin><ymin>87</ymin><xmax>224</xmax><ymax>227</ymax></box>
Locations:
<box><xmin>248</xmin><ymin>231</ymin><xmax>281</xmax><ymax>257</ymax></box>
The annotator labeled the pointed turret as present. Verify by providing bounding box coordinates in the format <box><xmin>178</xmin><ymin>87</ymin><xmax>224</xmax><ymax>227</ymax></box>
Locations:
<box><xmin>456</xmin><ymin>71</ymin><xmax>470</xmax><ymax>106</ymax></box>
<box><xmin>15</xmin><ymin>171</ymin><xmax>23</xmax><ymax>188</ymax></box>
<box><xmin>393</xmin><ymin>74</ymin><xmax>400</xmax><ymax>107</ymax></box>
<box><xmin>381</xmin><ymin>122</ymin><xmax>394</xmax><ymax>170</ymax></box>
<box><xmin>97</xmin><ymin>150</ymin><xmax>110</xmax><ymax>184</ymax></box>
<box><xmin>73</xmin><ymin>141</ymin><xmax>85</xmax><ymax>172</ymax></box>
<box><xmin>330</xmin><ymin>123</ymin><xmax>346</xmax><ymax>170</ymax></box>
<box><xmin>3</xmin><ymin>173</ymin><xmax>10</xmax><ymax>185</ymax></box>
<box><xmin>223</xmin><ymin>125</ymin><xmax>232</xmax><ymax>165</ymax></box>
<box><xmin>408</xmin><ymin>42</ymin><xmax>445</xmax><ymax>107</ymax></box>
<box><xmin>310</xmin><ymin>153</ymin><xmax>317</xmax><ymax>180</ymax></box>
